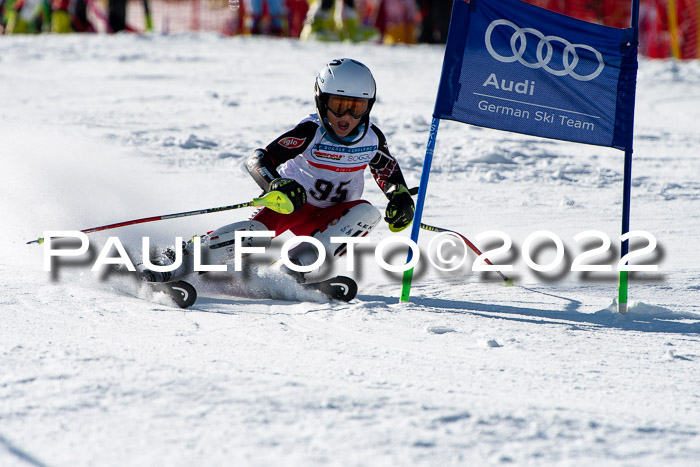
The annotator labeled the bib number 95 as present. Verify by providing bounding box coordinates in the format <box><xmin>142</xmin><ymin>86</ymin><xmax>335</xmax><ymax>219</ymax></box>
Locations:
<box><xmin>310</xmin><ymin>179</ymin><xmax>350</xmax><ymax>204</ymax></box>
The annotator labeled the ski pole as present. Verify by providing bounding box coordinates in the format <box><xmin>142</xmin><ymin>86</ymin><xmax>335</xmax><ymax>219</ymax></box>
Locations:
<box><xmin>406</xmin><ymin>187</ymin><xmax>512</xmax><ymax>285</ymax></box>
<box><xmin>26</xmin><ymin>190</ymin><xmax>294</xmax><ymax>245</ymax></box>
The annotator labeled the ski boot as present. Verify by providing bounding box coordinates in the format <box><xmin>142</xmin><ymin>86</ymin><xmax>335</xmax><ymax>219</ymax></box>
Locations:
<box><xmin>136</xmin><ymin>241</ymin><xmax>189</xmax><ymax>283</ymax></box>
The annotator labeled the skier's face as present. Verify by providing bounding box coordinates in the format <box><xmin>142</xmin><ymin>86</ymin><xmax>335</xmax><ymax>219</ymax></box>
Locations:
<box><xmin>326</xmin><ymin>111</ymin><xmax>360</xmax><ymax>138</ymax></box>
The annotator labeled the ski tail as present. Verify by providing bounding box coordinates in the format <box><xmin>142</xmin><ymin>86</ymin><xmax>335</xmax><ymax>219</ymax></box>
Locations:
<box><xmin>150</xmin><ymin>281</ymin><xmax>197</xmax><ymax>308</ymax></box>
<box><xmin>303</xmin><ymin>276</ymin><xmax>358</xmax><ymax>302</ymax></box>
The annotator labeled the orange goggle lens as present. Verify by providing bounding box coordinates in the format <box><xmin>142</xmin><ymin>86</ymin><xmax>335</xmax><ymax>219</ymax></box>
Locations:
<box><xmin>327</xmin><ymin>96</ymin><xmax>370</xmax><ymax>119</ymax></box>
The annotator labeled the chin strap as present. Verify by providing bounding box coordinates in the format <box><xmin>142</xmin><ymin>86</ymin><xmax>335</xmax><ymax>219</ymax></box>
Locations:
<box><xmin>320</xmin><ymin>115</ymin><xmax>370</xmax><ymax>146</ymax></box>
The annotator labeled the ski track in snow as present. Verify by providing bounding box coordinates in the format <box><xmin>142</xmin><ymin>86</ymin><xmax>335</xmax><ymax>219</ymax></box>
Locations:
<box><xmin>1</xmin><ymin>35</ymin><xmax>699</xmax><ymax>466</ymax></box>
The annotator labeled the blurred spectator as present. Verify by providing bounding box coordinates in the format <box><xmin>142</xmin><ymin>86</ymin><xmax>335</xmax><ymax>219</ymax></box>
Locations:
<box><xmin>375</xmin><ymin>0</ymin><xmax>417</xmax><ymax>44</ymax></box>
<box><xmin>224</xmin><ymin>0</ymin><xmax>308</xmax><ymax>37</ymax></box>
<box><xmin>1</xmin><ymin>0</ymin><xmax>7</xmax><ymax>33</ymax></box>
<box><xmin>51</xmin><ymin>0</ymin><xmax>93</xmax><ymax>32</ymax></box>
<box><xmin>287</xmin><ymin>0</ymin><xmax>308</xmax><ymax>36</ymax></box>
<box><xmin>300</xmin><ymin>0</ymin><xmax>379</xmax><ymax>42</ymax></box>
<box><xmin>108</xmin><ymin>0</ymin><xmax>126</xmax><ymax>32</ymax></box>
<box><xmin>244</xmin><ymin>0</ymin><xmax>286</xmax><ymax>35</ymax></box>
<box><xmin>70</xmin><ymin>0</ymin><xmax>91</xmax><ymax>31</ymax></box>
<box><xmin>4</xmin><ymin>0</ymin><xmax>50</xmax><ymax>33</ymax></box>
<box><xmin>417</xmin><ymin>0</ymin><xmax>452</xmax><ymax>43</ymax></box>
<box><xmin>51</xmin><ymin>0</ymin><xmax>70</xmax><ymax>31</ymax></box>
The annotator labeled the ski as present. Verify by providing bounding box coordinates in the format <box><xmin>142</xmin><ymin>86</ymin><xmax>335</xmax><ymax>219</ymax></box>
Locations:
<box><xmin>150</xmin><ymin>280</ymin><xmax>198</xmax><ymax>308</ymax></box>
<box><xmin>144</xmin><ymin>275</ymin><xmax>355</xmax><ymax>307</ymax></box>
<box><xmin>303</xmin><ymin>276</ymin><xmax>358</xmax><ymax>302</ymax></box>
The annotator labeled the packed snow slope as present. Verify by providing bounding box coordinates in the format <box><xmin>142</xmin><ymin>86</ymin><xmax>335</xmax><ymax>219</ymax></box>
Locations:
<box><xmin>1</xmin><ymin>34</ymin><xmax>699</xmax><ymax>466</ymax></box>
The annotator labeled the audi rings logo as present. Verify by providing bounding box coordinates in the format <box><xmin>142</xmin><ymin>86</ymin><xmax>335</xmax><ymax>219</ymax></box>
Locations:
<box><xmin>484</xmin><ymin>19</ymin><xmax>605</xmax><ymax>81</ymax></box>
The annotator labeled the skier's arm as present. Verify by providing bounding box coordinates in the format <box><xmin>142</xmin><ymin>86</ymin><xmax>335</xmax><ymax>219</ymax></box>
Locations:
<box><xmin>368</xmin><ymin>125</ymin><xmax>415</xmax><ymax>232</ymax></box>
<box><xmin>245</xmin><ymin>120</ymin><xmax>317</xmax><ymax>212</ymax></box>
<box><xmin>368</xmin><ymin>125</ymin><xmax>410</xmax><ymax>198</ymax></box>
<box><xmin>245</xmin><ymin>120</ymin><xmax>317</xmax><ymax>191</ymax></box>
<box><xmin>246</xmin><ymin>148</ymin><xmax>282</xmax><ymax>192</ymax></box>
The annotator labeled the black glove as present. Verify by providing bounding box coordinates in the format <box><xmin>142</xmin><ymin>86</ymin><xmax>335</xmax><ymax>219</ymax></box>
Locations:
<box><xmin>384</xmin><ymin>185</ymin><xmax>415</xmax><ymax>232</ymax></box>
<box><xmin>268</xmin><ymin>178</ymin><xmax>307</xmax><ymax>212</ymax></box>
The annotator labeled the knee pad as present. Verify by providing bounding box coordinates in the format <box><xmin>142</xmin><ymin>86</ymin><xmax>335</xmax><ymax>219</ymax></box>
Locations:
<box><xmin>204</xmin><ymin>220</ymin><xmax>271</xmax><ymax>264</ymax></box>
<box><xmin>282</xmin><ymin>203</ymin><xmax>381</xmax><ymax>283</ymax></box>
<box><xmin>314</xmin><ymin>202</ymin><xmax>381</xmax><ymax>259</ymax></box>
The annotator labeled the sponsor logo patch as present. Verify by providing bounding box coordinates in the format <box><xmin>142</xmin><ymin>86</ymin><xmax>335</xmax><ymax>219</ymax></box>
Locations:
<box><xmin>313</xmin><ymin>151</ymin><xmax>343</xmax><ymax>161</ymax></box>
<box><xmin>278</xmin><ymin>137</ymin><xmax>306</xmax><ymax>149</ymax></box>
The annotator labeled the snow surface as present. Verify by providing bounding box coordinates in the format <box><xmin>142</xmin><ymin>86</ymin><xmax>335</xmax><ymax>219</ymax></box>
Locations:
<box><xmin>1</xmin><ymin>34</ymin><xmax>700</xmax><ymax>466</ymax></box>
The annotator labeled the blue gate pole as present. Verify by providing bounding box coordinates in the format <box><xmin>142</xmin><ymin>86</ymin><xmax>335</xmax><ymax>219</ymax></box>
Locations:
<box><xmin>400</xmin><ymin>118</ymin><xmax>440</xmax><ymax>302</ymax></box>
<box><xmin>619</xmin><ymin>150</ymin><xmax>633</xmax><ymax>314</ymax></box>
<box><xmin>619</xmin><ymin>0</ymin><xmax>640</xmax><ymax>314</ymax></box>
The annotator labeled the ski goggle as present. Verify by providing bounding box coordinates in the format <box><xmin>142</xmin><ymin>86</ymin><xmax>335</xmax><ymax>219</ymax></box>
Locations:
<box><xmin>327</xmin><ymin>95</ymin><xmax>370</xmax><ymax>119</ymax></box>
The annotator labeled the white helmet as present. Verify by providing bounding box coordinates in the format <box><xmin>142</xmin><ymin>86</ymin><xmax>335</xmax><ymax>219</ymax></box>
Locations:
<box><xmin>314</xmin><ymin>58</ymin><xmax>376</xmax><ymax>144</ymax></box>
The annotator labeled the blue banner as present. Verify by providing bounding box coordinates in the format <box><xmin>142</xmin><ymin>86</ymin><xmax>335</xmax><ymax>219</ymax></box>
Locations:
<box><xmin>434</xmin><ymin>0</ymin><xmax>638</xmax><ymax>152</ymax></box>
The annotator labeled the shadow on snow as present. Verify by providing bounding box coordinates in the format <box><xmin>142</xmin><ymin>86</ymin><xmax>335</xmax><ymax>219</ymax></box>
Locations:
<box><xmin>361</xmin><ymin>288</ymin><xmax>700</xmax><ymax>335</ymax></box>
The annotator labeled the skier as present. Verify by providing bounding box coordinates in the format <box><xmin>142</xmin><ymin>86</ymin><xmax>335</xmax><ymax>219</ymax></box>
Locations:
<box><xmin>138</xmin><ymin>58</ymin><xmax>414</xmax><ymax>288</ymax></box>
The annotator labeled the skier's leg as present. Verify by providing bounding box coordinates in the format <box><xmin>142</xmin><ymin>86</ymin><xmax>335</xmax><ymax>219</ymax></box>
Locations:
<box><xmin>136</xmin><ymin>220</ymin><xmax>271</xmax><ymax>282</ymax></box>
<box><xmin>205</xmin><ymin>220</ymin><xmax>273</xmax><ymax>265</ymax></box>
<box><xmin>281</xmin><ymin>201</ymin><xmax>381</xmax><ymax>283</ymax></box>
